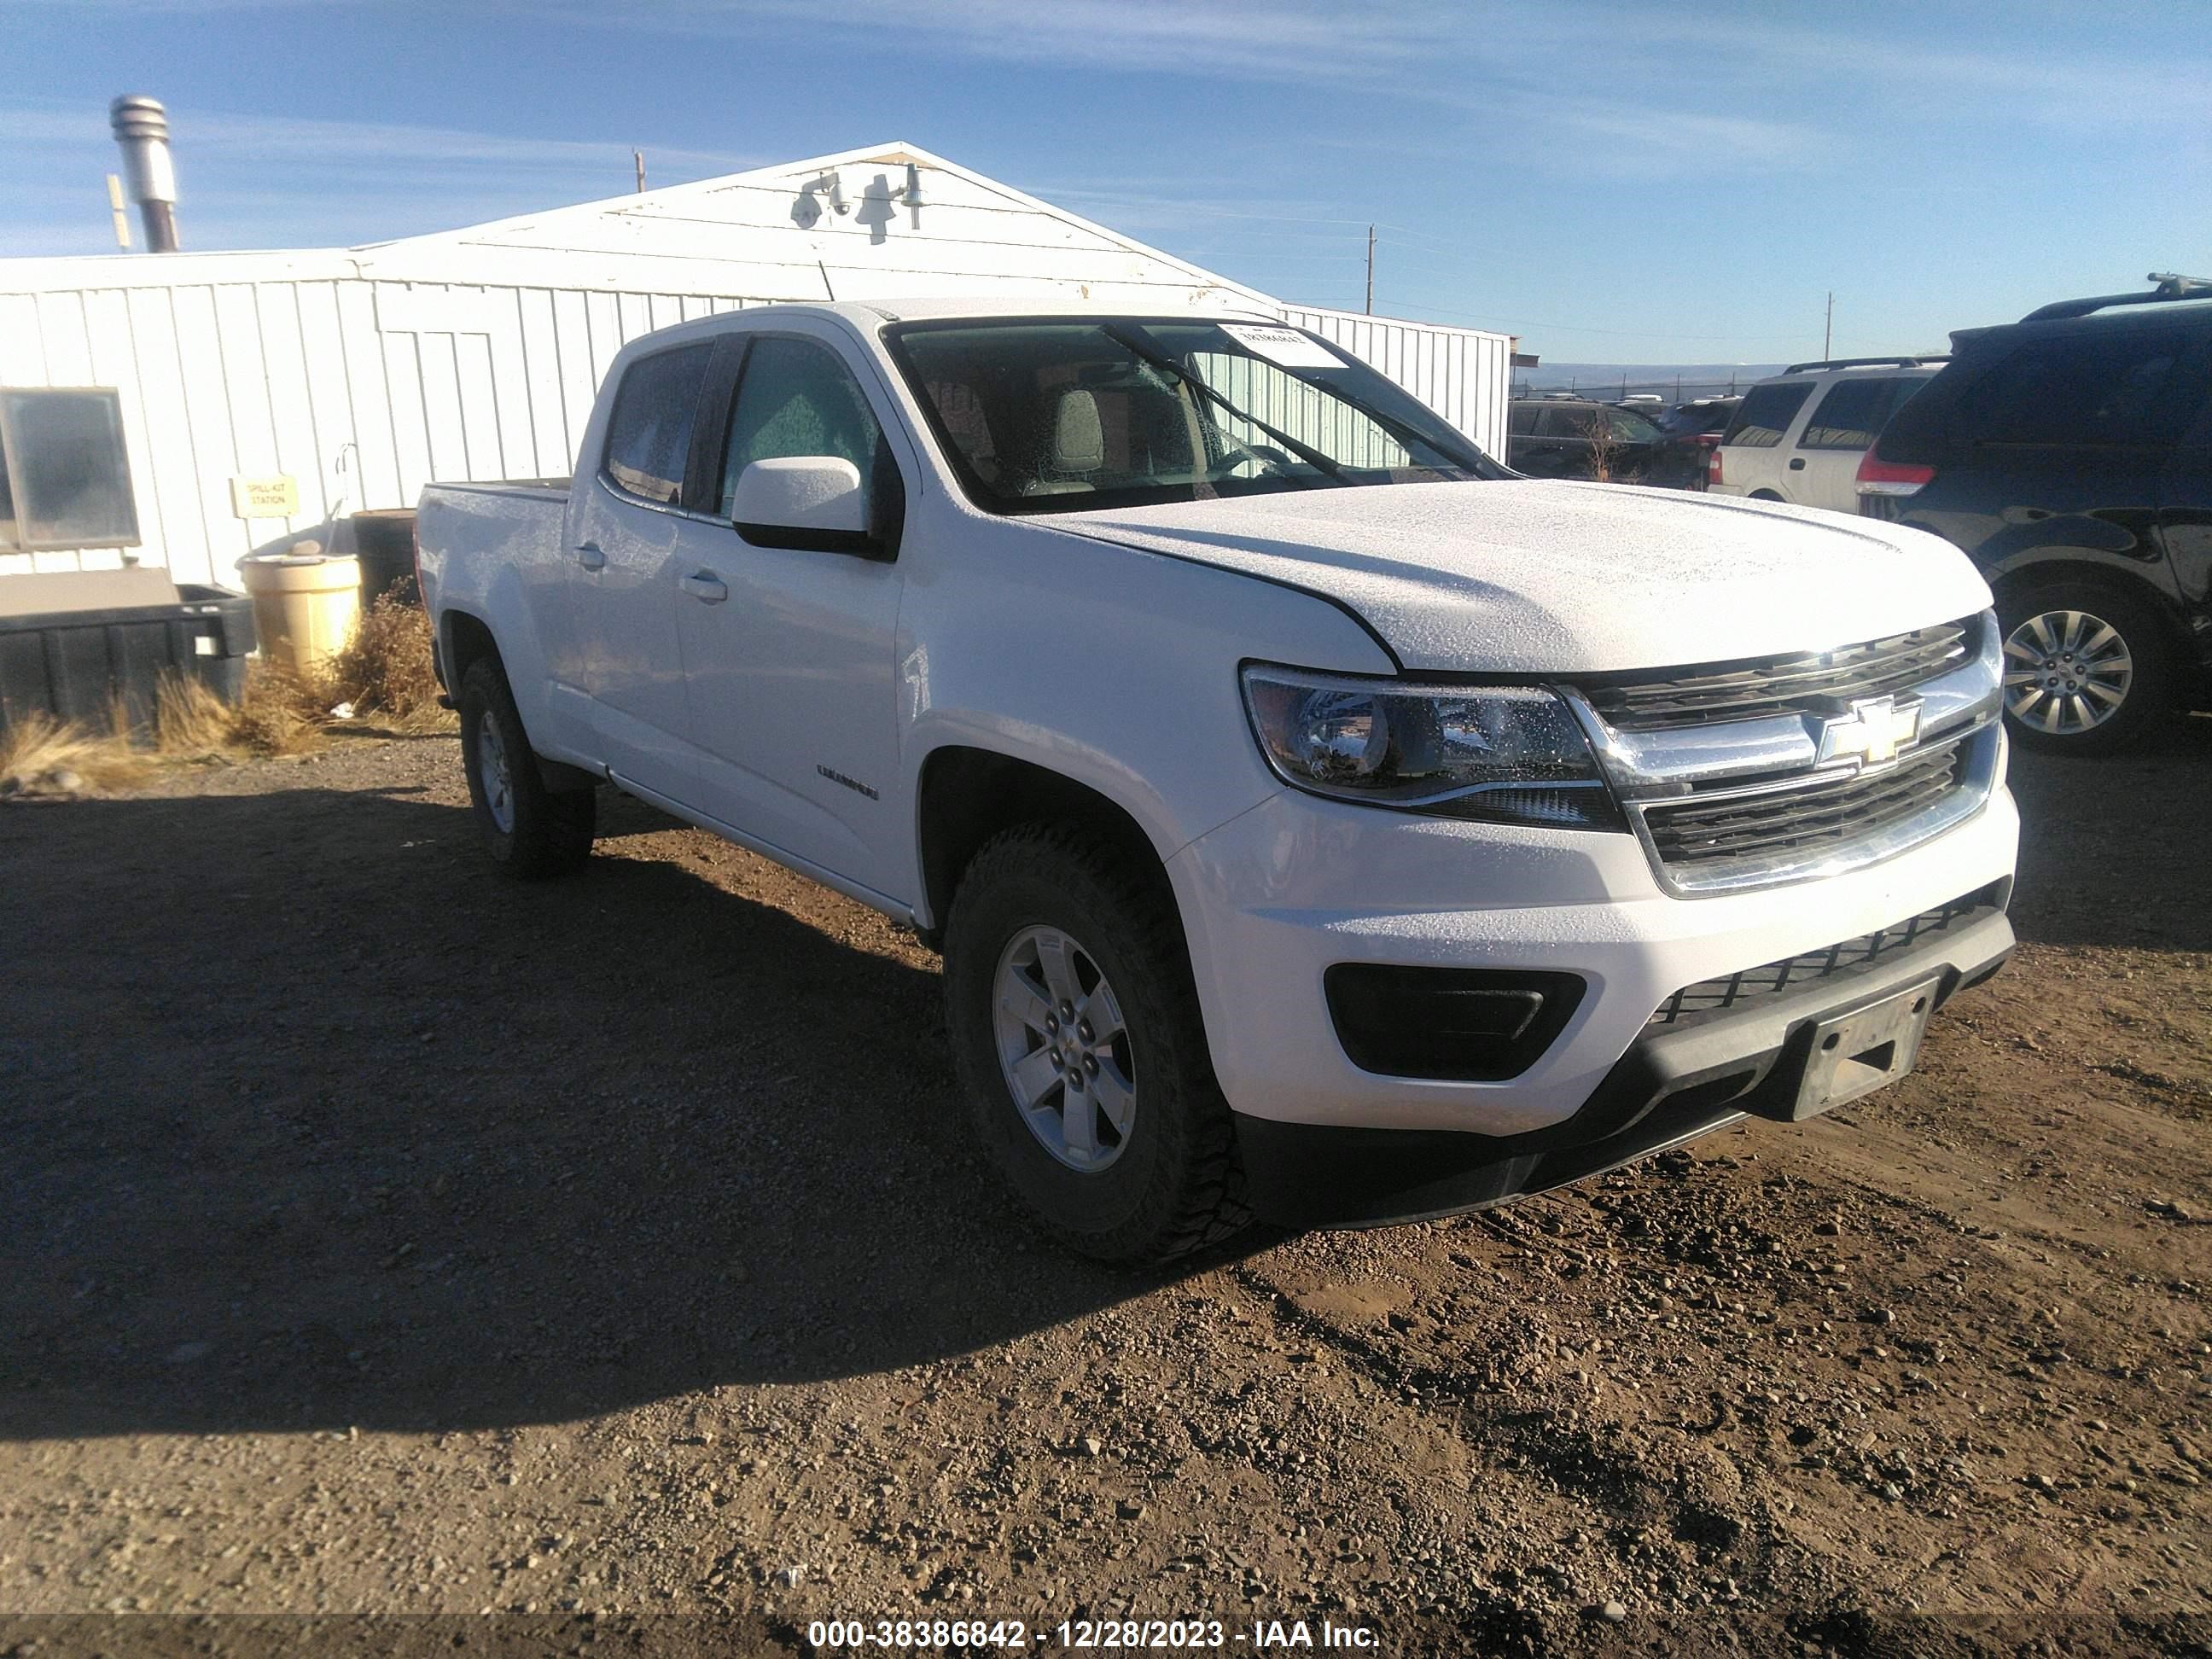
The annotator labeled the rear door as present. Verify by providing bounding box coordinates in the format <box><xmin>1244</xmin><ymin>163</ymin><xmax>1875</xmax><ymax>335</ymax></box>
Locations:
<box><xmin>562</xmin><ymin>340</ymin><xmax>719</xmax><ymax>801</ymax></box>
<box><xmin>1715</xmin><ymin>380</ymin><xmax>1814</xmax><ymax>498</ymax></box>
<box><xmin>674</xmin><ymin>326</ymin><xmax>912</xmax><ymax>901</ymax></box>
<box><xmin>1517</xmin><ymin>405</ymin><xmax>1596</xmax><ymax>478</ymax></box>
<box><xmin>1792</xmin><ymin>375</ymin><xmax>1925</xmax><ymax>512</ymax></box>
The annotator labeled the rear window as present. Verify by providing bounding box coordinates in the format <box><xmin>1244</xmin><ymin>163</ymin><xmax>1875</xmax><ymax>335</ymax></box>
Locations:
<box><xmin>602</xmin><ymin>343</ymin><xmax>714</xmax><ymax>505</ymax></box>
<box><xmin>1798</xmin><ymin>376</ymin><xmax>1925</xmax><ymax>451</ymax></box>
<box><xmin>1947</xmin><ymin>332</ymin><xmax>2192</xmax><ymax>449</ymax></box>
<box><xmin>1722</xmin><ymin>381</ymin><xmax>1813</xmax><ymax>449</ymax></box>
<box><xmin>1534</xmin><ymin>406</ymin><xmax>1593</xmax><ymax>438</ymax></box>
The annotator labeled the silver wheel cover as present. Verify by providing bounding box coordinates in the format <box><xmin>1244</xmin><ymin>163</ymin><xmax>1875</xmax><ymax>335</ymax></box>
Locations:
<box><xmin>992</xmin><ymin>924</ymin><xmax>1136</xmax><ymax>1173</ymax></box>
<box><xmin>2002</xmin><ymin>608</ymin><xmax>2133</xmax><ymax>736</ymax></box>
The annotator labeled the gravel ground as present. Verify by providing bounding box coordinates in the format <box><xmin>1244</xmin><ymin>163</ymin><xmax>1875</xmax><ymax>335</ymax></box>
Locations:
<box><xmin>1</xmin><ymin>719</ymin><xmax>2208</xmax><ymax>1656</ymax></box>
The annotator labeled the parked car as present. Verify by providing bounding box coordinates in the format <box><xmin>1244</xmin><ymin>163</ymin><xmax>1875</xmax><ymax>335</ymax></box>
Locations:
<box><xmin>1859</xmin><ymin>274</ymin><xmax>2212</xmax><ymax>753</ymax></box>
<box><xmin>1652</xmin><ymin>396</ymin><xmax>1740</xmax><ymax>488</ymax></box>
<box><xmin>416</xmin><ymin>300</ymin><xmax>2016</xmax><ymax>1263</ymax></box>
<box><xmin>1506</xmin><ymin>398</ymin><xmax>1698</xmax><ymax>486</ymax></box>
<box><xmin>1708</xmin><ymin>359</ymin><xmax>1945</xmax><ymax>513</ymax></box>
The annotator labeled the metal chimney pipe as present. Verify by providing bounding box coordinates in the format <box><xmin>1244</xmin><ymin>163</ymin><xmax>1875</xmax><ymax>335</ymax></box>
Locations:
<box><xmin>109</xmin><ymin>95</ymin><xmax>179</xmax><ymax>252</ymax></box>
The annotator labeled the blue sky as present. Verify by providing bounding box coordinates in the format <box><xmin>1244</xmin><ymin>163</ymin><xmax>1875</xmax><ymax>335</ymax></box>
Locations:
<box><xmin>2</xmin><ymin>0</ymin><xmax>2205</xmax><ymax>364</ymax></box>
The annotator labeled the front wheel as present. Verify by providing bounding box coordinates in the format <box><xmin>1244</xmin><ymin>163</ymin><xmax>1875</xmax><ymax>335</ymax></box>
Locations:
<box><xmin>458</xmin><ymin>658</ymin><xmax>597</xmax><ymax>877</ymax></box>
<box><xmin>1999</xmin><ymin>581</ymin><xmax>2176</xmax><ymax>755</ymax></box>
<box><xmin>941</xmin><ymin>824</ymin><xmax>1248</xmax><ymax>1264</ymax></box>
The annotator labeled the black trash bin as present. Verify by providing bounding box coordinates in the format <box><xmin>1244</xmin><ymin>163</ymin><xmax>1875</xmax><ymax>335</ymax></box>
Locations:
<box><xmin>352</xmin><ymin>509</ymin><xmax>418</xmax><ymax>606</ymax></box>
<box><xmin>0</xmin><ymin>568</ymin><xmax>257</xmax><ymax>735</ymax></box>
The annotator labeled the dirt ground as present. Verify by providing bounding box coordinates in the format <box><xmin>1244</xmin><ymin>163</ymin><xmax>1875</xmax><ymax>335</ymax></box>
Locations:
<box><xmin>2</xmin><ymin>719</ymin><xmax>2208</xmax><ymax>1657</ymax></box>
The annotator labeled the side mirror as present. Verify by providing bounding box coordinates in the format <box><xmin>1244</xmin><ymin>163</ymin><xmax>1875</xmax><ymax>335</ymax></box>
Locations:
<box><xmin>729</xmin><ymin>456</ymin><xmax>877</xmax><ymax>556</ymax></box>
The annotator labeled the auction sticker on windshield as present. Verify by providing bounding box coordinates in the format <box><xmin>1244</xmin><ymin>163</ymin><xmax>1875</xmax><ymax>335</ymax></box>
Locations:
<box><xmin>1220</xmin><ymin>323</ymin><xmax>1343</xmax><ymax>369</ymax></box>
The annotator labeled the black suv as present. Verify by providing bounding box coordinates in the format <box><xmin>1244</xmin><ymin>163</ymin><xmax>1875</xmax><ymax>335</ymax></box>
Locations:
<box><xmin>1859</xmin><ymin>274</ymin><xmax>2211</xmax><ymax>753</ymax></box>
<box><xmin>1506</xmin><ymin>399</ymin><xmax>1699</xmax><ymax>487</ymax></box>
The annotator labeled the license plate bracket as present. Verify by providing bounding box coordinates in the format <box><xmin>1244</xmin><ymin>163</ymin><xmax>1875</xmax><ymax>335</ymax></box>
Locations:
<box><xmin>1787</xmin><ymin>977</ymin><xmax>1941</xmax><ymax>1121</ymax></box>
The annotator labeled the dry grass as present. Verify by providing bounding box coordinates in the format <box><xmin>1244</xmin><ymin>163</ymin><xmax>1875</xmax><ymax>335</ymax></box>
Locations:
<box><xmin>328</xmin><ymin>596</ymin><xmax>451</xmax><ymax>731</ymax></box>
<box><xmin>225</xmin><ymin>664</ymin><xmax>333</xmax><ymax>757</ymax></box>
<box><xmin>3</xmin><ymin>597</ymin><xmax>451</xmax><ymax>797</ymax></box>
<box><xmin>153</xmin><ymin>674</ymin><xmax>237</xmax><ymax>758</ymax></box>
<box><xmin>0</xmin><ymin>711</ymin><xmax>156</xmax><ymax>797</ymax></box>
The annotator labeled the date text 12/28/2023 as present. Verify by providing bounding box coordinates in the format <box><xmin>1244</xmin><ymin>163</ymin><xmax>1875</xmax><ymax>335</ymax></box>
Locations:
<box><xmin>806</xmin><ymin>1617</ymin><xmax>1382</xmax><ymax>1650</ymax></box>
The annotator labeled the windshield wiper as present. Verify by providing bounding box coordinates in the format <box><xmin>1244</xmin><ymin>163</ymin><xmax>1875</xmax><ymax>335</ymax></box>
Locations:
<box><xmin>1101</xmin><ymin>325</ymin><xmax>1348</xmax><ymax>485</ymax></box>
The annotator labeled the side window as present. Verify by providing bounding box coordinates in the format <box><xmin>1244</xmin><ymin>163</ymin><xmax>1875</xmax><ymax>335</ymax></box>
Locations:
<box><xmin>1723</xmin><ymin>381</ymin><xmax>1814</xmax><ymax>448</ymax></box>
<box><xmin>1799</xmin><ymin>378</ymin><xmax>1901</xmax><ymax>451</ymax></box>
<box><xmin>1508</xmin><ymin>405</ymin><xmax>1539</xmax><ymax>436</ymax></box>
<box><xmin>1534</xmin><ymin>407</ymin><xmax>1586</xmax><ymax>438</ymax></box>
<box><xmin>0</xmin><ymin>388</ymin><xmax>139</xmax><ymax>550</ymax></box>
<box><xmin>1950</xmin><ymin>333</ymin><xmax>2186</xmax><ymax>448</ymax></box>
<box><xmin>719</xmin><ymin>337</ymin><xmax>886</xmax><ymax>516</ymax></box>
<box><xmin>601</xmin><ymin>343</ymin><xmax>714</xmax><ymax>506</ymax></box>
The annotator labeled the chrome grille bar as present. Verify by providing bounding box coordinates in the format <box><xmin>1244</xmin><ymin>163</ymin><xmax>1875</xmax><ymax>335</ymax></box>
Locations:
<box><xmin>1561</xmin><ymin>608</ymin><xmax>2004</xmax><ymax>897</ymax></box>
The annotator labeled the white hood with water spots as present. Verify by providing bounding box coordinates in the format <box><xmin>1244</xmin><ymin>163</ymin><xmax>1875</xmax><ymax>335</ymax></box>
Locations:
<box><xmin>1058</xmin><ymin>479</ymin><xmax>1991</xmax><ymax>675</ymax></box>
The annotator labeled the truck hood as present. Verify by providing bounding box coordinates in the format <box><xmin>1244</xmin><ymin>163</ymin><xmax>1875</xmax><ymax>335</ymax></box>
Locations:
<box><xmin>1057</xmin><ymin>480</ymin><xmax>1991</xmax><ymax>674</ymax></box>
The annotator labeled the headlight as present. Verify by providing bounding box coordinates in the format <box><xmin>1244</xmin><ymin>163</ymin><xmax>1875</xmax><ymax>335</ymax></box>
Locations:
<box><xmin>1240</xmin><ymin>665</ymin><xmax>1622</xmax><ymax>829</ymax></box>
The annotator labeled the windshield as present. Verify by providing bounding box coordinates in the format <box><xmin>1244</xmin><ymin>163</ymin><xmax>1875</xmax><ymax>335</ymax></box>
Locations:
<box><xmin>884</xmin><ymin>317</ymin><xmax>1496</xmax><ymax>514</ymax></box>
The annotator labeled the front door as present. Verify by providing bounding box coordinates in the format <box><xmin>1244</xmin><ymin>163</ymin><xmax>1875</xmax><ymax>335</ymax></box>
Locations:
<box><xmin>675</xmin><ymin>329</ymin><xmax>910</xmax><ymax>903</ymax></box>
<box><xmin>563</xmin><ymin>340</ymin><xmax>719</xmax><ymax>801</ymax></box>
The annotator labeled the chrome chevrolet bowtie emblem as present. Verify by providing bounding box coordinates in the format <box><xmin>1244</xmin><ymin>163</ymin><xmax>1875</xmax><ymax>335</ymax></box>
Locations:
<box><xmin>1818</xmin><ymin>696</ymin><xmax>1921</xmax><ymax>766</ymax></box>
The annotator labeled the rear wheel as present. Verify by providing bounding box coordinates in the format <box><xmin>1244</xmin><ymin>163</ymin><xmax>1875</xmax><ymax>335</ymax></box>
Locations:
<box><xmin>1999</xmin><ymin>580</ymin><xmax>2176</xmax><ymax>754</ymax></box>
<box><xmin>942</xmin><ymin>824</ymin><xmax>1248</xmax><ymax>1264</ymax></box>
<box><xmin>458</xmin><ymin>658</ymin><xmax>597</xmax><ymax>876</ymax></box>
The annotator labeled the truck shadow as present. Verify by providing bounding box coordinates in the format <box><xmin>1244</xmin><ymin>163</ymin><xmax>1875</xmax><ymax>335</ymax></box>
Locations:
<box><xmin>0</xmin><ymin>777</ymin><xmax>1251</xmax><ymax>1441</ymax></box>
<box><xmin>2002</xmin><ymin>714</ymin><xmax>2212</xmax><ymax>953</ymax></box>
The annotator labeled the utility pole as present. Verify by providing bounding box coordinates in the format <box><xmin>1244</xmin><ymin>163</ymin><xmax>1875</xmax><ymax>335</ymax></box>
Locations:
<box><xmin>634</xmin><ymin>148</ymin><xmax>646</xmax><ymax>193</ymax></box>
<box><xmin>1365</xmin><ymin>224</ymin><xmax>1374</xmax><ymax>315</ymax></box>
<box><xmin>1824</xmin><ymin>291</ymin><xmax>1833</xmax><ymax>360</ymax></box>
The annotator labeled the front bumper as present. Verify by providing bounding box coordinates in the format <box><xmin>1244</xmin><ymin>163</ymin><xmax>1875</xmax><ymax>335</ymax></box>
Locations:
<box><xmin>1233</xmin><ymin>902</ymin><xmax>2011</xmax><ymax>1227</ymax></box>
<box><xmin>1165</xmin><ymin>781</ymin><xmax>2020</xmax><ymax>1139</ymax></box>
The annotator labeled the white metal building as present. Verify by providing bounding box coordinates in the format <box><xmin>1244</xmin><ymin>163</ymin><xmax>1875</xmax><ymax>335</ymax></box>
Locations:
<box><xmin>0</xmin><ymin>142</ymin><xmax>1511</xmax><ymax>590</ymax></box>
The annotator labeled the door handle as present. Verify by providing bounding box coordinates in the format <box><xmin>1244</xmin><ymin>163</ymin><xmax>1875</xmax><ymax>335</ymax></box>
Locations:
<box><xmin>1788</xmin><ymin>457</ymin><xmax>1807</xmax><ymax>470</ymax></box>
<box><xmin>681</xmin><ymin>572</ymin><xmax>729</xmax><ymax>604</ymax></box>
<box><xmin>574</xmin><ymin>542</ymin><xmax>607</xmax><ymax>571</ymax></box>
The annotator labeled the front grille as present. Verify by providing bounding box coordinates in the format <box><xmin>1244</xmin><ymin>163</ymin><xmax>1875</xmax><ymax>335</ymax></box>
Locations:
<box><xmin>1642</xmin><ymin>737</ymin><xmax>1966</xmax><ymax>876</ymax></box>
<box><xmin>1648</xmin><ymin>884</ymin><xmax>2000</xmax><ymax>1027</ymax></box>
<box><xmin>1579</xmin><ymin>617</ymin><xmax>1973</xmax><ymax>731</ymax></box>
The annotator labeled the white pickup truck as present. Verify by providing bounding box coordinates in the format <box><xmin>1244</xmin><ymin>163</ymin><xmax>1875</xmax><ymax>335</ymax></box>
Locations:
<box><xmin>415</xmin><ymin>300</ymin><xmax>2018</xmax><ymax>1262</ymax></box>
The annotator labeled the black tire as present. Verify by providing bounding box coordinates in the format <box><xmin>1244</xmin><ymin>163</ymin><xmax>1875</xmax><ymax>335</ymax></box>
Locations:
<box><xmin>1749</xmin><ymin>489</ymin><xmax>1784</xmax><ymax>501</ymax></box>
<box><xmin>942</xmin><ymin>824</ymin><xmax>1249</xmax><ymax>1265</ymax></box>
<box><xmin>457</xmin><ymin>658</ymin><xmax>597</xmax><ymax>878</ymax></box>
<box><xmin>1997</xmin><ymin>579</ymin><xmax>2177</xmax><ymax>756</ymax></box>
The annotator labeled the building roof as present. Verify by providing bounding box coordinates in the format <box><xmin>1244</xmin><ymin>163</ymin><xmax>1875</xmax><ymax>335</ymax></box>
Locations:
<box><xmin>0</xmin><ymin>140</ymin><xmax>1278</xmax><ymax>312</ymax></box>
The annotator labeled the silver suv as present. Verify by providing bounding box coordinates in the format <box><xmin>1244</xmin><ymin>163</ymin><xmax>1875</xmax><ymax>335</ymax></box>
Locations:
<box><xmin>1708</xmin><ymin>358</ymin><xmax>1945</xmax><ymax>514</ymax></box>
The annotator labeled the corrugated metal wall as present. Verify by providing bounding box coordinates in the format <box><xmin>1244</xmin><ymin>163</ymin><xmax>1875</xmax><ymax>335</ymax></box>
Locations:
<box><xmin>0</xmin><ymin>276</ymin><xmax>765</xmax><ymax>585</ymax></box>
<box><xmin>0</xmin><ymin>282</ymin><xmax>1508</xmax><ymax>590</ymax></box>
<box><xmin>1284</xmin><ymin>306</ymin><xmax>1512</xmax><ymax>461</ymax></box>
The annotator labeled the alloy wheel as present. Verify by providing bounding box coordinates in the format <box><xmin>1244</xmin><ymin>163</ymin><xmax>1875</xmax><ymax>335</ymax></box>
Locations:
<box><xmin>477</xmin><ymin>710</ymin><xmax>515</xmax><ymax>833</ymax></box>
<box><xmin>992</xmin><ymin>925</ymin><xmax>1136</xmax><ymax>1173</ymax></box>
<box><xmin>2002</xmin><ymin>608</ymin><xmax>2133</xmax><ymax>736</ymax></box>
